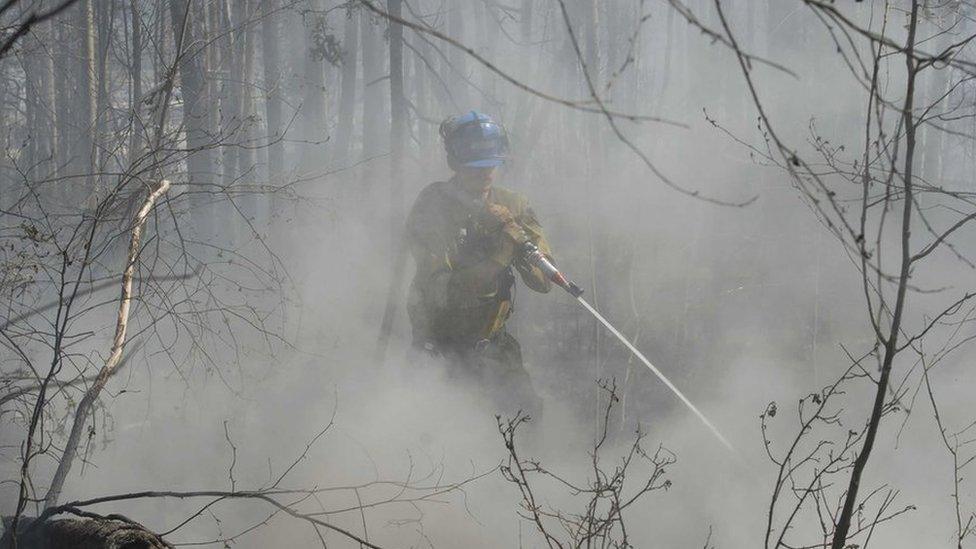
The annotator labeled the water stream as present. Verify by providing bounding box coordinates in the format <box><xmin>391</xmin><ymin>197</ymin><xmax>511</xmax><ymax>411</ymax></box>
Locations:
<box><xmin>576</xmin><ymin>296</ymin><xmax>736</xmax><ymax>454</ymax></box>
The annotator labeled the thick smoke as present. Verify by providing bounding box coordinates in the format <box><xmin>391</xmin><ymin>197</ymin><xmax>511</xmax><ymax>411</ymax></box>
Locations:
<box><xmin>3</xmin><ymin>1</ymin><xmax>975</xmax><ymax>547</ymax></box>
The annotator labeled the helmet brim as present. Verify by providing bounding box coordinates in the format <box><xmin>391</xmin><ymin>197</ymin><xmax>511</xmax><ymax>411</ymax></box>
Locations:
<box><xmin>462</xmin><ymin>158</ymin><xmax>505</xmax><ymax>168</ymax></box>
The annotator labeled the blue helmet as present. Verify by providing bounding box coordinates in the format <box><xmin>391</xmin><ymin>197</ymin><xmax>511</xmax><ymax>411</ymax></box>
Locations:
<box><xmin>439</xmin><ymin>111</ymin><xmax>510</xmax><ymax>170</ymax></box>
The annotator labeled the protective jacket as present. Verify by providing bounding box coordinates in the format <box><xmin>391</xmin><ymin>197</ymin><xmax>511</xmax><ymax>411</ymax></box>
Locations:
<box><xmin>406</xmin><ymin>179</ymin><xmax>552</xmax><ymax>348</ymax></box>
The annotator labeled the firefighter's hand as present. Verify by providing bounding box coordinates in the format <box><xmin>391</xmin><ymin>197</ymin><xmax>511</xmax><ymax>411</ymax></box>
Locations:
<box><xmin>486</xmin><ymin>203</ymin><xmax>515</xmax><ymax>224</ymax></box>
<box><xmin>486</xmin><ymin>204</ymin><xmax>528</xmax><ymax>244</ymax></box>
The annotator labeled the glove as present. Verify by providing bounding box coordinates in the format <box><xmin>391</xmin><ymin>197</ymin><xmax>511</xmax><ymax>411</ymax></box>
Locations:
<box><xmin>485</xmin><ymin>203</ymin><xmax>529</xmax><ymax>244</ymax></box>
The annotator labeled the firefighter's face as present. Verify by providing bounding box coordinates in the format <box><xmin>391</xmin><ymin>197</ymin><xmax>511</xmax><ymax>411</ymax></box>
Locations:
<box><xmin>457</xmin><ymin>167</ymin><xmax>497</xmax><ymax>195</ymax></box>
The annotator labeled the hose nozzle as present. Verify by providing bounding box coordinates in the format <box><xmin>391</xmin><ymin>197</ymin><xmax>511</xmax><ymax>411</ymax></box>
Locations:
<box><xmin>522</xmin><ymin>242</ymin><xmax>584</xmax><ymax>297</ymax></box>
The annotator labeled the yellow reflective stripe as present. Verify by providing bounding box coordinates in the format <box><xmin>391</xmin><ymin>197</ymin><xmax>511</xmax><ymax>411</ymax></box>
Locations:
<box><xmin>485</xmin><ymin>300</ymin><xmax>511</xmax><ymax>338</ymax></box>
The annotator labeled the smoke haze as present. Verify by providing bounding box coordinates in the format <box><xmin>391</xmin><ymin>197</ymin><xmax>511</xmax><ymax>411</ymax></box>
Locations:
<box><xmin>2</xmin><ymin>1</ymin><xmax>975</xmax><ymax>547</ymax></box>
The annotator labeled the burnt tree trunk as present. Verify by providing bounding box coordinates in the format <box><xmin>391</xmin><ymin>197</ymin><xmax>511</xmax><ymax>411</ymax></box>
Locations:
<box><xmin>93</xmin><ymin>0</ymin><xmax>111</xmax><ymax>175</ymax></box>
<box><xmin>2</xmin><ymin>517</ymin><xmax>170</xmax><ymax>549</ymax></box>
<box><xmin>170</xmin><ymin>0</ymin><xmax>215</xmax><ymax>237</ymax></box>
<box><xmin>128</xmin><ymin>0</ymin><xmax>143</xmax><ymax>167</ymax></box>
<box><xmin>73</xmin><ymin>0</ymin><xmax>96</xmax><ymax>194</ymax></box>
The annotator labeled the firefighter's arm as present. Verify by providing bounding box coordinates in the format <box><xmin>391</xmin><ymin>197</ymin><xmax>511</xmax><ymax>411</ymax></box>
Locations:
<box><xmin>405</xmin><ymin>193</ymin><xmax>454</xmax><ymax>310</ymax></box>
<box><xmin>407</xmin><ymin>192</ymin><xmax>507</xmax><ymax>309</ymax></box>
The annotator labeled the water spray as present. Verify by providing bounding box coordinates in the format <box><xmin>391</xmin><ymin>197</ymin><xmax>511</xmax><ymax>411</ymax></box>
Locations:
<box><xmin>521</xmin><ymin>242</ymin><xmax>736</xmax><ymax>454</ymax></box>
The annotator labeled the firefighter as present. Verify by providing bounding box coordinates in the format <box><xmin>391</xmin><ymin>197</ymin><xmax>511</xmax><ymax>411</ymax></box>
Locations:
<box><xmin>406</xmin><ymin>111</ymin><xmax>553</xmax><ymax>417</ymax></box>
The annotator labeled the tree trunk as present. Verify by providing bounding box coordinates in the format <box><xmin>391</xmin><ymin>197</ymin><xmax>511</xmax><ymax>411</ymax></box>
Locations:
<box><xmin>204</xmin><ymin>0</ymin><xmax>221</xmax><ymax>156</ymax></box>
<box><xmin>446</xmin><ymin>2</ymin><xmax>469</xmax><ymax>107</ymax></box>
<box><xmin>22</xmin><ymin>24</ymin><xmax>39</xmax><ymax>174</ymax></box>
<box><xmin>238</xmin><ymin>0</ymin><xmax>259</xmax><ymax>223</ymax></box>
<box><xmin>411</xmin><ymin>29</ymin><xmax>431</xmax><ymax>149</ymax></box>
<box><xmin>389</xmin><ymin>0</ymin><xmax>406</xmax><ymax>229</ymax></box>
<box><xmin>300</xmin><ymin>0</ymin><xmax>327</xmax><ymax>172</ymax></box>
<box><xmin>1</xmin><ymin>517</ymin><xmax>169</xmax><ymax>549</ymax></box>
<box><xmin>260</xmin><ymin>0</ymin><xmax>284</xmax><ymax>241</ymax></box>
<box><xmin>222</xmin><ymin>0</ymin><xmax>257</xmax><ymax>193</ymax></box>
<box><xmin>332</xmin><ymin>4</ymin><xmax>359</xmax><ymax>165</ymax></box>
<box><xmin>375</xmin><ymin>0</ymin><xmax>408</xmax><ymax>366</ymax></box>
<box><xmin>581</xmin><ymin>0</ymin><xmax>604</xmax><ymax>383</ymax></box>
<box><xmin>74</xmin><ymin>0</ymin><xmax>97</xmax><ymax>192</ymax></box>
<box><xmin>222</xmin><ymin>0</ymin><xmax>243</xmax><ymax>186</ymax></box>
<box><xmin>478</xmin><ymin>1</ymin><xmax>500</xmax><ymax>109</ymax></box>
<box><xmin>514</xmin><ymin>26</ymin><xmax>573</xmax><ymax>179</ymax></box>
<box><xmin>152</xmin><ymin>0</ymin><xmax>165</xmax><ymax>91</ymax></box>
<box><xmin>510</xmin><ymin>0</ymin><xmax>536</xmax><ymax>163</ymax></box>
<box><xmin>920</xmin><ymin>10</ymin><xmax>954</xmax><ymax>184</ymax></box>
<box><xmin>53</xmin><ymin>16</ymin><xmax>71</xmax><ymax>182</ymax></box>
<box><xmin>38</xmin><ymin>16</ymin><xmax>57</xmax><ymax>179</ymax></box>
<box><xmin>128</xmin><ymin>0</ymin><xmax>143</xmax><ymax>168</ymax></box>
<box><xmin>360</xmin><ymin>9</ymin><xmax>387</xmax><ymax>159</ymax></box>
<box><xmin>94</xmin><ymin>0</ymin><xmax>111</xmax><ymax>175</ymax></box>
<box><xmin>261</xmin><ymin>0</ymin><xmax>283</xmax><ymax>182</ymax></box>
<box><xmin>24</xmin><ymin>10</ymin><xmax>59</xmax><ymax>179</ymax></box>
<box><xmin>170</xmin><ymin>0</ymin><xmax>215</xmax><ymax>237</ymax></box>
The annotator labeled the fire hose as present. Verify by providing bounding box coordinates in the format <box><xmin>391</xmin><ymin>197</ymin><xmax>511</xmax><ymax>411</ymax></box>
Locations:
<box><xmin>520</xmin><ymin>240</ymin><xmax>736</xmax><ymax>454</ymax></box>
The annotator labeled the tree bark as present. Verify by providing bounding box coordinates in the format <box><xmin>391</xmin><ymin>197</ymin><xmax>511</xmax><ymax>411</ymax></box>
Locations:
<box><xmin>73</xmin><ymin>0</ymin><xmax>96</xmax><ymax>189</ymax></box>
<box><xmin>2</xmin><ymin>517</ymin><xmax>170</xmax><ymax>549</ymax></box>
<box><xmin>38</xmin><ymin>16</ymin><xmax>57</xmax><ymax>179</ymax></box>
<box><xmin>93</xmin><ymin>0</ymin><xmax>111</xmax><ymax>174</ymax></box>
<box><xmin>53</xmin><ymin>16</ymin><xmax>71</xmax><ymax>177</ymax></box>
<box><xmin>375</xmin><ymin>0</ymin><xmax>407</xmax><ymax>366</ymax></box>
<box><xmin>204</xmin><ymin>0</ymin><xmax>221</xmax><ymax>152</ymax></box>
<box><xmin>300</xmin><ymin>0</ymin><xmax>327</xmax><ymax>172</ymax></box>
<box><xmin>510</xmin><ymin>0</ymin><xmax>536</xmax><ymax>163</ymax></box>
<box><xmin>260</xmin><ymin>0</ymin><xmax>283</xmax><ymax>181</ymax></box>
<box><xmin>389</xmin><ymin>0</ymin><xmax>406</xmax><ymax>224</ymax></box>
<box><xmin>21</xmin><ymin>22</ymin><xmax>39</xmax><ymax>173</ymax></box>
<box><xmin>23</xmin><ymin>5</ymin><xmax>57</xmax><ymax>179</ymax></box>
<box><xmin>332</xmin><ymin>4</ymin><xmax>359</xmax><ymax>165</ymax></box>
<box><xmin>920</xmin><ymin>11</ymin><xmax>954</xmax><ymax>184</ymax></box>
<box><xmin>169</xmin><ymin>0</ymin><xmax>214</xmax><ymax>236</ymax></box>
<box><xmin>128</xmin><ymin>0</ymin><xmax>143</xmax><ymax>168</ymax></box>
<box><xmin>261</xmin><ymin>0</ymin><xmax>285</xmax><ymax>238</ymax></box>
<box><xmin>222</xmin><ymin>0</ymin><xmax>243</xmax><ymax>186</ymax></box>
<box><xmin>360</xmin><ymin>9</ymin><xmax>387</xmax><ymax>158</ymax></box>
<box><xmin>238</xmin><ymin>0</ymin><xmax>259</xmax><ymax>222</ymax></box>
<box><xmin>411</xmin><ymin>29</ymin><xmax>431</xmax><ymax>148</ymax></box>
